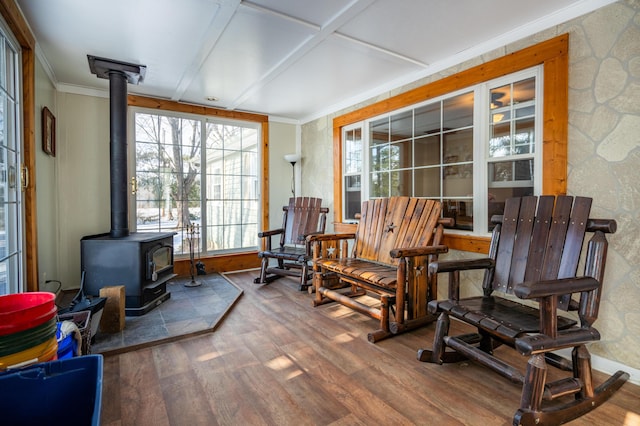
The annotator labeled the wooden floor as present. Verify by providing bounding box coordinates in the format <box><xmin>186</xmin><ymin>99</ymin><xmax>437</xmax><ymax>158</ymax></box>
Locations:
<box><xmin>101</xmin><ymin>271</ymin><xmax>640</xmax><ymax>426</ymax></box>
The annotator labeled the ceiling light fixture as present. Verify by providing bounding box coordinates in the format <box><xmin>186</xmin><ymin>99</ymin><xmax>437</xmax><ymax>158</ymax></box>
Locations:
<box><xmin>205</xmin><ymin>96</ymin><xmax>218</xmax><ymax>102</ymax></box>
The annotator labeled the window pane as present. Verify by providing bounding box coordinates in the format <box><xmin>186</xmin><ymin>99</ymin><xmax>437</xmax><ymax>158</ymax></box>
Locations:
<box><xmin>443</xmin><ymin>199</ymin><xmax>473</xmax><ymax>231</ymax></box>
<box><xmin>415</xmin><ymin>135</ymin><xmax>440</xmax><ymax>167</ymax></box>
<box><xmin>415</xmin><ymin>103</ymin><xmax>440</xmax><ymax>135</ymax></box>
<box><xmin>369</xmin><ymin>171</ymin><xmax>389</xmax><ymax>197</ymax></box>
<box><xmin>488</xmin><ymin>159</ymin><xmax>533</xmax><ymax>183</ymax></box>
<box><xmin>370</xmin><ymin>144</ymin><xmax>389</xmax><ymax>172</ymax></box>
<box><xmin>489</xmin><ymin>121</ymin><xmax>511</xmax><ymax>157</ymax></box>
<box><xmin>370</xmin><ymin>117</ymin><xmax>389</xmax><ymax>145</ymax></box>
<box><xmin>207</xmin><ymin>225</ymin><xmax>223</xmax><ymax>250</ymax></box>
<box><xmin>414</xmin><ymin>168</ymin><xmax>440</xmax><ymax>197</ymax></box>
<box><xmin>344</xmin><ymin>128</ymin><xmax>362</xmax><ymax>174</ymax></box>
<box><xmin>513</xmin><ymin>77</ymin><xmax>535</xmax><ymax>103</ymax></box>
<box><xmin>443</xmin><ymin>128</ymin><xmax>473</xmax><ymax>163</ymax></box>
<box><xmin>390</xmin><ymin>140</ymin><xmax>412</xmax><ymax>169</ymax></box>
<box><xmin>443</xmin><ymin>166</ymin><xmax>472</xmax><ymax>197</ymax></box>
<box><xmin>487</xmin><ymin>185</ymin><xmax>534</xmax><ymax>230</ymax></box>
<box><xmin>344</xmin><ymin>175</ymin><xmax>361</xmax><ymax>220</ymax></box>
<box><xmin>514</xmin><ymin>117</ymin><xmax>534</xmax><ymax>154</ymax></box>
<box><xmin>443</xmin><ymin>92</ymin><xmax>473</xmax><ymax>129</ymax></box>
<box><xmin>515</xmin><ymin>159</ymin><xmax>534</xmax><ymax>181</ymax></box>
<box><xmin>491</xmin><ymin>85</ymin><xmax>511</xmax><ymax>109</ymax></box>
<box><xmin>390</xmin><ymin>170</ymin><xmax>412</xmax><ymax>196</ymax></box>
<box><xmin>390</xmin><ymin>110</ymin><xmax>413</xmax><ymax>141</ymax></box>
<box><xmin>241</xmin><ymin>127</ymin><xmax>258</xmax><ymax>150</ymax></box>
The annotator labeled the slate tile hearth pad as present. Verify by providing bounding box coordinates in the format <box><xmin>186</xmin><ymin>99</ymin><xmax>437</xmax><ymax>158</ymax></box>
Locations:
<box><xmin>90</xmin><ymin>273</ymin><xmax>242</xmax><ymax>355</ymax></box>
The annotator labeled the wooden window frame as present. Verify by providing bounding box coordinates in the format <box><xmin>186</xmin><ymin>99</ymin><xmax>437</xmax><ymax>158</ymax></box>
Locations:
<box><xmin>332</xmin><ymin>34</ymin><xmax>568</xmax><ymax>253</ymax></box>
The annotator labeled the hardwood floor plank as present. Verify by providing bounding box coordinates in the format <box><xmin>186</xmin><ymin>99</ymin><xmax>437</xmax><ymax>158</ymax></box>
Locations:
<box><xmin>242</xmin><ymin>330</ymin><xmax>351</xmax><ymax>423</ymax></box>
<box><xmin>159</xmin><ymin>368</ymin><xmax>218</xmax><ymax>426</ymax></box>
<box><xmin>100</xmin><ymin>354</ymin><xmax>122</xmax><ymax>425</ymax></box>
<box><xmin>100</xmin><ymin>271</ymin><xmax>640</xmax><ymax>426</ymax></box>
<box><xmin>119</xmin><ymin>349</ymin><xmax>170</xmax><ymax>426</ymax></box>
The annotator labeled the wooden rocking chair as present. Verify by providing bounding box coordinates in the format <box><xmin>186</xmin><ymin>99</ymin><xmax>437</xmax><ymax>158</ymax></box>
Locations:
<box><xmin>254</xmin><ymin>197</ymin><xmax>328</xmax><ymax>291</ymax></box>
<box><xmin>417</xmin><ymin>195</ymin><xmax>629</xmax><ymax>425</ymax></box>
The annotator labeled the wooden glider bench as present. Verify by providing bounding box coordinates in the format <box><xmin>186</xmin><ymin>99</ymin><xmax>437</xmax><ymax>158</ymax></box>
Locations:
<box><xmin>417</xmin><ymin>195</ymin><xmax>629</xmax><ymax>425</ymax></box>
<box><xmin>254</xmin><ymin>197</ymin><xmax>328</xmax><ymax>291</ymax></box>
<box><xmin>308</xmin><ymin>197</ymin><xmax>451</xmax><ymax>342</ymax></box>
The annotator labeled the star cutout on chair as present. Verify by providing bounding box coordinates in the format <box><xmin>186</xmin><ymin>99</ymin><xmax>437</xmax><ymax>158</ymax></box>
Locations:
<box><xmin>386</xmin><ymin>223</ymin><xmax>397</xmax><ymax>233</ymax></box>
<box><xmin>327</xmin><ymin>246</ymin><xmax>336</xmax><ymax>256</ymax></box>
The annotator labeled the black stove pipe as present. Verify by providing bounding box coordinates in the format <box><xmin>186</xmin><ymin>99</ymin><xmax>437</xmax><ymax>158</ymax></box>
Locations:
<box><xmin>109</xmin><ymin>70</ymin><xmax>129</xmax><ymax>238</ymax></box>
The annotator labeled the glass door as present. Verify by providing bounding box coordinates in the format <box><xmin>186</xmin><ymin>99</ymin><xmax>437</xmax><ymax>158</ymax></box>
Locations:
<box><xmin>0</xmin><ymin>25</ymin><xmax>23</xmax><ymax>295</ymax></box>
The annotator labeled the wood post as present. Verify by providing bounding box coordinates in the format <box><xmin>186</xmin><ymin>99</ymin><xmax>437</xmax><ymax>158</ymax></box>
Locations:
<box><xmin>520</xmin><ymin>354</ymin><xmax>547</xmax><ymax>413</ymax></box>
<box><xmin>99</xmin><ymin>285</ymin><xmax>126</xmax><ymax>333</ymax></box>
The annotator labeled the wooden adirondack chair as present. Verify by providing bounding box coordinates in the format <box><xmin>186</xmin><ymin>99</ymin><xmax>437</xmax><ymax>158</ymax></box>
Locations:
<box><xmin>417</xmin><ymin>195</ymin><xmax>629</xmax><ymax>425</ymax></box>
<box><xmin>254</xmin><ymin>197</ymin><xmax>328</xmax><ymax>291</ymax></box>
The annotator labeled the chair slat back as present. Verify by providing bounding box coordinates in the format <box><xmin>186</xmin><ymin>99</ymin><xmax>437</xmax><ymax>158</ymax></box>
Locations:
<box><xmin>491</xmin><ymin>195</ymin><xmax>592</xmax><ymax>310</ymax></box>
<box><xmin>283</xmin><ymin>197</ymin><xmax>326</xmax><ymax>246</ymax></box>
<box><xmin>353</xmin><ymin>197</ymin><xmax>442</xmax><ymax>265</ymax></box>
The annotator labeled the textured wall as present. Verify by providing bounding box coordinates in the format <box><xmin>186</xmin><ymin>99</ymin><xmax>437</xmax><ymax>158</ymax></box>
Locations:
<box><xmin>301</xmin><ymin>1</ymin><xmax>640</xmax><ymax>370</ymax></box>
<box><xmin>561</xmin><ymin>1</ymin><xmax>640</xmax><ymax>368</ymax></box>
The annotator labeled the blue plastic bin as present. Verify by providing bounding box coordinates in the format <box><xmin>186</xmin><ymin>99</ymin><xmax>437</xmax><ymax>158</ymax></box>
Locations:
<box><xmin>0</xmin><ymin>354</ymin><xmax>103</xmax><ymax>425</ymax></box>
<box><xmin>56</xmin><ymin>322</ymin><xmax>78</xmax><ymax>359</ymax></box>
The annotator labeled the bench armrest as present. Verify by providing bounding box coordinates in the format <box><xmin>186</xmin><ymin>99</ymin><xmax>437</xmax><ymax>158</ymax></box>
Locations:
<box><xmin>306</xmin><ymin>233</ymin><xmax>356</xmax><ymax>242</ymax></box>
<box><xmin>390</xmin><ymin>245</ymin><xmax>448</xmax><ymax>258</ymax></box>
<box><xmin>514</xmin><ymin>277</ymin><xmax>599</xmax><ymax>299</ymax></box>
<box><xmin>258</xmin><ymin>228</ymin><xmax>284</xmax><ymax>238</ymax></box>
<box><xmin>428</xmin><ymin>258</ymin><xmax>495</xmax><ymax>274</ymax></box>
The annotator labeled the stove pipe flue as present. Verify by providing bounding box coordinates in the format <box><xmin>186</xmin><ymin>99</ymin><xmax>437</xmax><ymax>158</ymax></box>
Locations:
<box><xmin>88</xmin><ymin>55</ymin><xmax>146</xmax><ymax>238</ymax></box>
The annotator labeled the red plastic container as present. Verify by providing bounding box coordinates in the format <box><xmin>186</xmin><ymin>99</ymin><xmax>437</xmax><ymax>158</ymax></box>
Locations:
<box><xmin>0</xmin><ymin>292</ymin><xmax>57</xmax><ymax>336</ymax></box>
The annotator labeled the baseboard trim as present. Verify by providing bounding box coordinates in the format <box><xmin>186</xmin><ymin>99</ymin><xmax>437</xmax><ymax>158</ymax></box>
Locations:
<box><xmin>555</xmin><ymin>348</ymin><xmax>639</xmax><ymax>385</ymax></box>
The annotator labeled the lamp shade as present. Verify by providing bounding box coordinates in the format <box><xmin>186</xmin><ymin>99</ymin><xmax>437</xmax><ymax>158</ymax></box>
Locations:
<box><xmin>284</xmin><ymin>153</ymin><xmax>301</xmax><ymax>163</ymax></box>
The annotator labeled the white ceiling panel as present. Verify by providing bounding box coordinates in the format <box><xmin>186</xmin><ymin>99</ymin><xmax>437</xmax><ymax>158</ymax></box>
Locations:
<box><xmin>16</xmin><ymin>0</ymin><xmax>616</xmax><ymax>122</ymax></box>
<box><xmin>182</xmin><ymin>4</ymin><xmax>317</xmax><ymax>107</ymax></box>
<box><xmin>236</xmin><ymin>34</ymin><xmax>424</xmax><ymax>119</ymax></box>
<box><xmin>337</xmin><ymin>0</ymin><xmax>587</xmax><ymax>64</ymax></box>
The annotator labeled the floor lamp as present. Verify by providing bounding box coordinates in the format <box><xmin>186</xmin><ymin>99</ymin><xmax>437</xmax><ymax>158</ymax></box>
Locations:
<box><xmin>284</xmin><ymin>153</ymin><xmax>301</xmax><ymax>197</ymax></box>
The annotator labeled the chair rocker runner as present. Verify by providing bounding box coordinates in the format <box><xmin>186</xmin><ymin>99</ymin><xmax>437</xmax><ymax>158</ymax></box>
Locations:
<box><xmin>417</xmin><ymin>195</ymin><xmax>629</xmax><ymax>425</ymax></box>
<box><xmin>255</xmin><ymin>197</ymin><xmax>328</xmax><ymax>291</ymax></box>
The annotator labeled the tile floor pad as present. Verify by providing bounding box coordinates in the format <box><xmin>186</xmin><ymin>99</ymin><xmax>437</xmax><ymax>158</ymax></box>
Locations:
<box><xmin>90</xmin><ymin>273</ymin><xmax>242</xmax><ymax>355</ymax></box>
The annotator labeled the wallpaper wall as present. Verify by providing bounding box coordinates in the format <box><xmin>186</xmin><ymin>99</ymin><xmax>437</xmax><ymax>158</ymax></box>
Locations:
<box><xmin>300</xmin><ymin>0</ymin><xmax>640</xmax><ymax>372</ymax></box>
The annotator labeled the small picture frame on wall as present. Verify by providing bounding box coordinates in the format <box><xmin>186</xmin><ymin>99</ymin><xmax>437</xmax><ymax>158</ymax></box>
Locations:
<box><xmin>42</xmin><ymin>106</ymin><xmax>56</xmax><ymax>156</ymax></box>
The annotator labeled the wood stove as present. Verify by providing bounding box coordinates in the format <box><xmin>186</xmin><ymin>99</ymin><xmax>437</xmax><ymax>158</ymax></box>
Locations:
<box><xmin>81</xmin><ymin>232</ymin><xmax>176</xmax><ymax>316</ymax></box>
<box><xmin>81</xmin><ymin>55</ymin><xmax>175</xmax><ymax>316</ymax></box>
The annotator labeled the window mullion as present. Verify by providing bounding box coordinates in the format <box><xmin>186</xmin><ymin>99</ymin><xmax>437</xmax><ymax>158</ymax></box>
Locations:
<box><xmin>475</xmin><ymin>86</ymin><xmax>489</xmax><ymax>234</ymax></box>
<box><xmin>200</xmin><ymin>119</ymin><xmax>207</xmax><ymax>254</ymax></box>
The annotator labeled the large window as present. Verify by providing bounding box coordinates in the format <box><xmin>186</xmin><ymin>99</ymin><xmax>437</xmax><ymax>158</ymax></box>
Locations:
<box><xmin>334</xmin><ymin>35</ymin><xmax>569</xmax><ymax>252</ymax></box>
<box><xmin>342</xmin><ymin>68</ymin><xmax>541</xmax><ymax>234</ymax></box>
<box><xmin>0</xmin><ymin>24</ymin><xmax>23</xmax><ymax>295</ymax></box>
<box><xmin>133</xmin><ymin>109</ymin><xmax>260</xmax><ymax>256</ymax></box>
